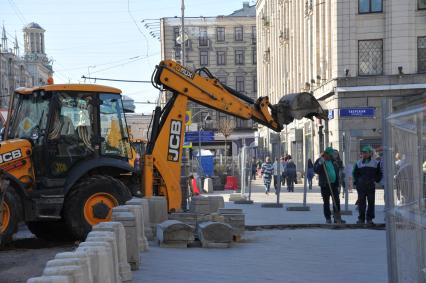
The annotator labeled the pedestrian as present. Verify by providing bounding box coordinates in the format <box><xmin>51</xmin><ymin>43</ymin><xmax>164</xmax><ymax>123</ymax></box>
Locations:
<box><xmin>333</xmin><ymin>150</ymin><xmax>345</xmax><ymax>198</ymax></box>
<box><xmin>281</xmin><ymin>156</ymin><xmax>288</xmax><ymax>186</ymax></box>
<box><xmin>285</xmin><ymin>158</ymin><xmax>297</xmax><ymax>192</ymax></box>
<box><xmin>189</xmin><ymin>175</ymin><xmax>200</xmax><ymax>196</ymax></box>
<box><xmin>251</xmin><ymin>157</ymin><xmax>257</xmax><ymax>180</ymax></box>
<box><xmin>261</xmin><ymin>157</ymin><xmax>274</xmax><ymax>194</ymax></box>
<box><xmin>307</xmin><ymin>158</ymin><xmax>314</xmax><ymax>190</ymax></box>
<box><xmin>352</xmin><ymin>146</ymin><xmax>382</xmax><ymax>224</ymax></box>
<box><xmin>314</xmin><ymin>147</ymin><xmax>346</xmax><ymax>224</ymax></box>
<box><xmin>273</xmin><ymin>157</ymin><xmax>284</xmax><ymax>194</ymax></box>
<box><xmin>256</xmin><ymin>159</ymin><xmax>263</xmax><ymax>178</ymax></box>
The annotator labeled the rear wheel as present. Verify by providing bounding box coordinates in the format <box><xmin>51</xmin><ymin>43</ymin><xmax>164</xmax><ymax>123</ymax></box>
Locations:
<box><xmin>63</xmin><ymin>175</ymin><xmax>132</xmax><ymax>240</ymax></box>
<box><xmin>0</xmin><ymin>188</ymin><xmax>22</xmax><ymax>247</ymax></box>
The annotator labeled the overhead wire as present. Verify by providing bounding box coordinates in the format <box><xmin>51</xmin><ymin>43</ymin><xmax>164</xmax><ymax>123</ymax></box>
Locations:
<box><xmin>7</xmin><ymin>0</ymin><xmax>27</xmax><ymax>26</ymax></box>
<box><xmin>127</xmin><ymin>0</ymin><xmax>149</xmax><ymax>57</ymax></box>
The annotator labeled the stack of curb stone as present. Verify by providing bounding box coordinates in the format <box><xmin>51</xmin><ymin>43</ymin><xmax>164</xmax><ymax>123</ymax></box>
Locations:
<box><xmin>218</xmin><ymin>208</ymin><xmax>245</xmax><ymax>241</ymax></box>
<box><xmin>156</xmin><ymin>220</ymin><xmax>195</xmax><ymax>248</ymax></box>
<box><xmin>157</xmin><ymin>196</ymin><xmax>243</xmax><ymax>248</ymax></box>
<box><xmin>26</xmin><ymin>197</ymin><xmax>151</xmax><ymax>283</ymax></box>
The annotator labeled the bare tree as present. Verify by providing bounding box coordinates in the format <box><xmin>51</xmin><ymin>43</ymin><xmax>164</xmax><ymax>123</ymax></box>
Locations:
<box><xmin>217</xmin><ymin>118</ymin><xmax>235</xmax><ymax>174</ymax></box>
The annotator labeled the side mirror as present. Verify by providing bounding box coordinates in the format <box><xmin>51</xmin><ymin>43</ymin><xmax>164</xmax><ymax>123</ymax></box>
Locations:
<box><xmin>30</xmin><ymin>126</ymin><xmax>41</xmax><ymax>142</ymax></box>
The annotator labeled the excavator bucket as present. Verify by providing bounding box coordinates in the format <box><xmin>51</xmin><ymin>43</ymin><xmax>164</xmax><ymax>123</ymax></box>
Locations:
<box><xmin>270</xmin><ymin>92</ymin><xmax>328</xmax><ymax>126</ymax></box>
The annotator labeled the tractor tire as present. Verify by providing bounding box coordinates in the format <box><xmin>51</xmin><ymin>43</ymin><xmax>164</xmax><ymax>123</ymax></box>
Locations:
<box><xmin>0</xmin><ymin>188</ymin><xmax>22</xmax><ymax>247</ymax></box>
<box><xmin>26</xmin><ymin>220</ymin><xmax>74</xmax><ymax>242</ymax></box>
<box><xmin>63</xmin><ymin>175</ymin><xmax>132</xmax><ymax>240</ymax></box>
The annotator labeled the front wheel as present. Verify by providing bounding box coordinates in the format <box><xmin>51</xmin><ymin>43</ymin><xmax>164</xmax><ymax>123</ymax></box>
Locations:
<box><xmin>0</xmin><ymin>188</ymin><xmax>22</xmax><ymax>247</ymax></box>
<box><xmin>63</xmin><ymin>175</ymin><xmax>131</xmax><ymax>240</ymax></box>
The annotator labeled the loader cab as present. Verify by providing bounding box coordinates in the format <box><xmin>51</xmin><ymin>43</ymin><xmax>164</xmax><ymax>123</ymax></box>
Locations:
<box><xmin>7</xmin><ymin>85</ymin><xmax>132</xmax><ymax>183</ymax></box>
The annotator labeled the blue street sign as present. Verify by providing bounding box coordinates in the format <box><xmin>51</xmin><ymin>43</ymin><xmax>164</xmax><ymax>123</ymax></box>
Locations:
<box><xmin>328</xmin><ymin>109</ymin><xmax>334</xmax><ymax>120</ymax></box>
<box><xmin>339</xmin><ymin>107</ymin><xmax>375</xmax><ymax>118</ymax></box>
<box><xmin>184</xmin><ymin>131</ymin><xmax>215</xmax><ymax>142</ymax></box>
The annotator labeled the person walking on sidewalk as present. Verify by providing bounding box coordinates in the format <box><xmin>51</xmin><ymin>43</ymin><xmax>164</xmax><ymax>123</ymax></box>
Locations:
<box><xmin>353</xmin><ymin>146</ymin><xmax>382</xmax><ymax>224</ymax></box>
<box><xmin>314</xmin><ymin>147</ymin><xmax>346</xmax><ymax>224</ymax></box>
<box><xmin>261</xmin><ymin>157</ymin><xmax>274</xmax><ymax>194</ymax></box>
<box><xmin>273</xmin><ymin>158</ymin><xmax>284</xmax><ymax>194</ymax></box>
<box><xmin>251</xmin><ymin>157</ymin><xmax>257</xmax><ymax>180</ymax></box>
<box><xmin>281</xmin><ymin>156</ymin><xmax>288</xmax><ymax>186</ymax></box>
<box><xmin>286</xmin><ymin>158</ymin><xmax>297</xmax><ymax>192</ymax></box>
<box><xmin>307</xmin><ymin>159</ymin><xmax>314</xmax><ymax>190</ymax></box>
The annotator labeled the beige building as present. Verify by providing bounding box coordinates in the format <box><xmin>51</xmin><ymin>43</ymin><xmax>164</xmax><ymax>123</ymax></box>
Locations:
<box><xmin>0</xmin><ymin>23</ymin><xmax>53</xmax><ymax>109</ymax></box>
<box><xmin>256</xmin><ymin>0</ymin><xmax>426</xmax><ymax>169</ymax></box>
<box><xmin>160</xmin><ymin>2</ymin><xmax>257</xmax><ymax>160</ymax></box>
<box><xmin>22</xmin><ymin>23</ymin><xmax>53</xmax><ymax>87</ymax></box>
<box><xmin>126</xmin><ymin>113</ymin><xmax>152</xmax><ymax>141</ymax></box>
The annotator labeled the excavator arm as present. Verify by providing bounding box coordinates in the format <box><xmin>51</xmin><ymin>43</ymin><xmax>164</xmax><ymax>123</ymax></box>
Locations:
<box><xmin>143</xmin><ymin>60</ymin><xmax>327</xmax><ymax>211</ymax></box>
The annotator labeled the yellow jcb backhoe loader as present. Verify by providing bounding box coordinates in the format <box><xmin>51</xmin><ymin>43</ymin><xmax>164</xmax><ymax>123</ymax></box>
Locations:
<box><xmin>0</xmin><ymin>60</ymin><xmax>326</xmax><ymax>245</ymax></box>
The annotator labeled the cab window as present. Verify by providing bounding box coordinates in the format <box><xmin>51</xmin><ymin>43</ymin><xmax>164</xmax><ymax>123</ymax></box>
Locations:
<box><xmin>99</xmin><ymin>93</ymin><xmax>131</xmax><ymax>159</ymax></box>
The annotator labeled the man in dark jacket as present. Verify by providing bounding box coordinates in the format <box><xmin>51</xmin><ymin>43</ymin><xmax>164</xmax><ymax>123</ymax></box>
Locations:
<box><xmin>353</xmin><ymin>146</ymin><xmax>382</xmax><ymax>224</ymax></box>
<box><xmin>314</xmin><ymin>147</ymin><xmax>345</xmax><ymax>224</ymax></box>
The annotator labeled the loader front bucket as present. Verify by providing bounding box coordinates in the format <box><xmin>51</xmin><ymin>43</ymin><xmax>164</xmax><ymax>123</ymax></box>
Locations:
<box><xmin>270</xmin><ymin>92</ymin><xmax>328</xmax><ymax>126</ymax></box>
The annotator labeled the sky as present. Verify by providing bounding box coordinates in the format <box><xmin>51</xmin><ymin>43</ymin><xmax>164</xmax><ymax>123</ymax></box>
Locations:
<box><xmin>0</xmin><ymin>0</ymin><xmax>255</xmax><ymax>113</ymax></box>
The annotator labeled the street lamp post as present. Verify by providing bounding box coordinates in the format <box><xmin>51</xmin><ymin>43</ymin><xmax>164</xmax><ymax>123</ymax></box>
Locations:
<box><xmin>181</xmin><ymin>0</ymin><xmax>185</xmax><ymax>66</ymax></box>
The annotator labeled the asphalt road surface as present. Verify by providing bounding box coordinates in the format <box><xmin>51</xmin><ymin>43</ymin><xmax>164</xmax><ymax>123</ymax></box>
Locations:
<box><xmin>0</xmin><ymin>224</ymin><xmax>75</xmax><ymax>283</ymax></box>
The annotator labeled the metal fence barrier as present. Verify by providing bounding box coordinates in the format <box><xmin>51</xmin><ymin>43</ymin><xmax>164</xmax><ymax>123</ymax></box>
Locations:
<box><xmin>383</xmin><ymin>100</ymin><xmax>426</xmax><ymax>283</ymax></box>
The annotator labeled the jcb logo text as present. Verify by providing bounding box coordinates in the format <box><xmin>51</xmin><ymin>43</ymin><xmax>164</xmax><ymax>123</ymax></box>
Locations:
<box><xmin>0</xmin><ymin>149</ymin><xmax>22</xmax><ymax>164</ymax></box>
<box><xmin>168</xmin><ymin>120</ymin><xmax>182</xmax><ymax>162</ymax></box>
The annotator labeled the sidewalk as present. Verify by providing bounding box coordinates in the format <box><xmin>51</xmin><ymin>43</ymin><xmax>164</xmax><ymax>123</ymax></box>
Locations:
<box><xmin>130</xmin><ymin>179</ymin><xmax>388</xmax><ymax>283</ymax></box>
<box><xmin>219</xmin><ymin>178</ymin><xmax>385</xmax><ymax>225</ymax></box>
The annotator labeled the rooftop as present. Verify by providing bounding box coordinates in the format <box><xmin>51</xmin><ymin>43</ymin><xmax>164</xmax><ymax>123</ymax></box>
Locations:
<box><xmin>24</xmin><ymin>22</ymin><xmax>44</xmax><ymax>31</ymax></box>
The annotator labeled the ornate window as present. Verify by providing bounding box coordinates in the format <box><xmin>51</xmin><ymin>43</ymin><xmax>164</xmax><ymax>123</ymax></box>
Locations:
<box><xmin>235</xmin><ymin>27</ymin><xmax>243</xmax><ymax>41</ymax></box>
<box><xmin>216</xmin><ymin>27</ymin><xmax>225</xmax><ymax>42</ymax></box>
<box><xmin>200</xmin><ymin>50</ymin><xmax>209</xmax><ymax>66</ymax></box>
<box><xmin>358</xmin><ymin>40</ymin><xmax>383</xmax><ymax>76</ymax></box>
<box><xmin>217</xmin><ymin>51</ymin><xmax>226</xmax><ymax>65</ymax></box>
<box><xmin>236</xmin><ymin>76</ymin><xmax>245</xmax><ymax>92</ymax></box>
<box><xmin>235</xmin><ymin>49</ymin><xmax>245</xmax><ymax>65</ymax></box>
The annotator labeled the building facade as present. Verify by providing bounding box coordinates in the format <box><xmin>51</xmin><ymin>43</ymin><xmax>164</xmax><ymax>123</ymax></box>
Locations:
<box><xmin>256</xmin><ymin>0</ymin><xmax>426</xmax><ymax>170</ymax></box>
<box><xmin>160</xmin><ymin>2</ymin><xmax>257</xmax><ymax>164</ymax></box>
<box><xmin>126</xmin><ymin>113</ymin><xmax>152</xmax><ymax>141</ymax></box>
<box><xmin>0</xmin><ymin>23</ymin><xmax>53</xmax><ymax>109</ymax></box>
<box><xmin>22</xmin><ymin>23</ymin><xmax>53</xmax><ymax>87</ymax></box>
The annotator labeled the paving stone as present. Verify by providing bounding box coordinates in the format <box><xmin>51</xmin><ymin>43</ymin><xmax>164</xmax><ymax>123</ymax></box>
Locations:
<box><xmin>85</xmin><ymin>231</ymin><xmax>120</xmax><ymax>282</ymax></box>
<box><xmin>210</xmin><ymin>213</ymin><xmax>225</xmax><ymax>223</ymax></box>
<box><xmin>42</xmin><ymin>266</ymin><xmax>84</xmax><ymax>283</ymax></box>
<box><xmin>218</xmin><ymin>210</ymin><xmax>245</xmax><ymax>240</ymax></box>
<box><xmin>156</xmin><ymin>220</ymin><xmax>194</xmax><ymax>248</ymax></box>
<box><xmin>93</xmin><ymin>222</ymin><xmax>132</xmax><ymax>281</ymax></box>
<box><xmin>125</xmin><ymin>198</ymin><xmax>149</xmax><ymax>251</ymax></box>
<box><xmin>112</xmin><ymin>209</ymin><xmax>140</xmax><ymax>271</ymax></box>
<box><xmin>218</xmin><ymin>208</ymin><xmax>243</xmax><ymax>214</ymax></box>
<box><xmin>189</xmin><ymin>196</ymin><xmax>210</xmax><ymax>214</ymax></box>
<box><xmin>138</xmin><ymin>198</ymin><xmax>153</xmax><ymax>241</ymax></box>
<box><xmin>146</xmin><ymin>196</ymin><xmax>168</xmax><ymax>238</ymax></box>
<box><xmin>207</xmin><ymin>196</ymin><xmax>225</xmax><ymax>213</ymax></box>
<box><xmin>197</xmin><ymin>221</ymin><xmax>233</xmax><ymax>248</ymax></box>
<box><xmin>76</xmin><ymin>245</ymin><xmax>112</xmax><ymax>283</ymax></box>
<box><xmin>45</xmin><ymin>259</ymin><xmax>91</xmax><ymax>283</ymax></box>
<box><xmin>54</xmin><ymin>252</ymin><xmax>94</xmax><ymax>283</ymax></box>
